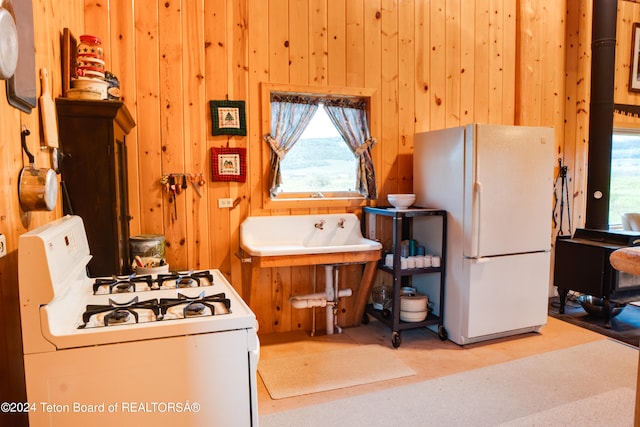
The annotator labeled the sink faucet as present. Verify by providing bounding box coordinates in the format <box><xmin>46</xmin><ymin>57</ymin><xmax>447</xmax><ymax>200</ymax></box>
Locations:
<box><xmin>337</xmin><ymin>218</ymin><xmax>346</xmax><ymax>228</ymax></box>
<box><xmin>315</xmin><ymin>220</ymin><xmax>326</xmax><ymax>230</ymax></box>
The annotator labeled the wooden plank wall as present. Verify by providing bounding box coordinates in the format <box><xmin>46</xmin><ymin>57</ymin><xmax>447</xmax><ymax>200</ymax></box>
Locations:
<box><xmin>563</xmin><ymin>0</ymin><xmax>592</xmax><ymax>234</ymax></box>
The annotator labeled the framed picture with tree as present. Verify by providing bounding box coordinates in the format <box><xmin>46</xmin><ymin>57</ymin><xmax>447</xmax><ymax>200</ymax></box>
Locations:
<box><xmin>210</xmin><ymin>100</ymin><xmax>246</xmax><ymax>136</ymax></box>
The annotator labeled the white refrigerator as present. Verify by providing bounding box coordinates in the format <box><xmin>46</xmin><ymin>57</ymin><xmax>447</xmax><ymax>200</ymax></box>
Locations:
<box><xmin>413</xmin><ymin>124</ymin><xmax>554</xmax><ymax>345</ymax></box>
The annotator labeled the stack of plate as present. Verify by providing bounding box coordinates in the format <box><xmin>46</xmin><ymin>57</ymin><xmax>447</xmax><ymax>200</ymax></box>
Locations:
<box><xmin>69</xmin><ymin>34</ymin><xmax>107</xmax><ymax>100</ymax></box>
<box><xmin>76</xmin><ymin>53</ymin><xmax>105</xmax><ymax>79</ymax></box>
<box><xmin>399</xmin><ymin>294</ymin><xmax>428</xmax><ymax>322</ymax></box>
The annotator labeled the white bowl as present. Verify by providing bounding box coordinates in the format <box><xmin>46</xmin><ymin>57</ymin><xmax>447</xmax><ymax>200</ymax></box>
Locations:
<box><xmin>388</xmin><ymin>194</ymin><xmax>416</xmax><ymax>209</ymax></box>
<box><xmin>400</xmin><ymin>295</ymin><xmax>428</xmax><ymax>312</ymax></box>
<box><xmin>66</xmin><ymin>87</ymin><xmax>102</xmax><ymax>100</ymax></box>
<box><xmin>400</xmin><ymin>310</ymin><xmax>428</xmax><ymax>322</ymax></box>
<box><xmin>71</xmin><ymin>78</ymin><xmax>108</xmax><ymax>99</ymax></box>
<box><xmin>134</xmin><ymin>262</ymin><xmax>169</xmax><ymax>278</ymax></box>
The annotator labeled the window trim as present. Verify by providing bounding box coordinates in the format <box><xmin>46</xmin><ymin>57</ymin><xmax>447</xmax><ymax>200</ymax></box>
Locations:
<box><xmin>260</xmin><ymin>82</ymin><xmax>378</xmax><ymax>210</ymax></box>
<box><xmin>610</xmin><ymin>126</ymin><xmax>640</xmax><ymax>227</ymax></box>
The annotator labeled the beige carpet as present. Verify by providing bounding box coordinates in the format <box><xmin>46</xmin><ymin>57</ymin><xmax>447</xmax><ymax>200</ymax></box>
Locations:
<box><xmin>258</xmin><ymin>344</ymin><xmax>416</xmax><ymax>399</ymax></box>
<box><xmin>497</xmin><ymin>387</ymin><xmax>635</xmax><ymax>426</ymax></box>
<box><xmin>260</xmin><ymin>338</ymin><xmax>638</xmax><ymax>426</ymax></box>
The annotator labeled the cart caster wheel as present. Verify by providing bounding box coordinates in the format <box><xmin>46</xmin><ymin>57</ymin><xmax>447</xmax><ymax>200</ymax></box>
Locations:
<box><xmin>361</xmin><ymin>313</ymin><xmax>369</xmax><ymax>325</ymax></box>
<box><xmin>438</xmin><ymin>325</ymin><xmax>448</xmax><ymax>341</ymax></box>
<box><xmin>391</xmin><ymin>332</ymin><xmax>401</xmax><ymax>348</ymax></box>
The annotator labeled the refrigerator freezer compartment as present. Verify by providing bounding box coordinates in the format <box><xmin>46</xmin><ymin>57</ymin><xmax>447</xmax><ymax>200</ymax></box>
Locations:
<box><xmin>461</xmin><ymin>251</ymin><xmax>550</xmax><ymax>343</ymax></box>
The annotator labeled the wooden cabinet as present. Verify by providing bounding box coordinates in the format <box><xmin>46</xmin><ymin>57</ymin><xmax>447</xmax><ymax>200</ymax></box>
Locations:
<box><xmin>56</xmin><ymin>98</ymin><xmax>136</xmax><ymax>277</ymax></box>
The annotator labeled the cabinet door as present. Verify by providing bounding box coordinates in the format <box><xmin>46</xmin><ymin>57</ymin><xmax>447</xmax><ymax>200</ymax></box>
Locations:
<box><xmin>61</xmin><ymin>118</ymin><xmax>119</xmax><ymax>276</ymax></box>
<box><xmin>554</xmin><ymin>240</ymin><xmax>607</xmax><ymax>296</ymax></box>
<box><xmin>113</xmin><ymin>133</ymin><xmax>131</xmax><ymax>275</ymax></box>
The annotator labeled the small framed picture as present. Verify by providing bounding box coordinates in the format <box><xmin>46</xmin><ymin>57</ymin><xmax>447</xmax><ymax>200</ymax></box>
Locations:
<box><xmin>630</xmin><ymin>23</ymin><xmax>640</xmax><ymax>92</ymax></box>
<box><xmin>210</xmin><ymin>100</ymin><xmax>247</xmax><ymax>136</ymax></box>
<box><xmin>211</xmin><ymin>147</ymin><xmax>247</xmax><ymax>182</ymax></box>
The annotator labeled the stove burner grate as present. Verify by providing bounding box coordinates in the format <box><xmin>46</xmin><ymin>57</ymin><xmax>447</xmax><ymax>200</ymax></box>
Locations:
<box><xmin>156</xmin><ymin>270</ymin><xmax>214</xmax><ymax>289</ymax></box>
<box><xmin>93</xmin><ymin>274</ymin><xmax>155</xmax><ymax>294</ymax></box>
<box><xmin>159</xmin><ymin>291</ymin><xmax>231</xmax><ymax>319</ymax></box>
<box><xmin>91</xmin><ymin>270</ymin><xmax>215</xmax><ymax>294</ymax></box>
<box><xmin>78</xmin><ymin>296</ymin><xmax>160</xmax><ymax>328</ymax></box>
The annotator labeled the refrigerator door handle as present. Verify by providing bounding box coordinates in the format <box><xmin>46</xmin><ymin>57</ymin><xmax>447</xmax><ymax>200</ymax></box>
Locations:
<box><xmin>465</xmin><ymin>255</ymin><xmax>490</xmax><ymax>263</ymax></box>
<box><xmin>471</xmin><ymin>181</ymin><xmax>482</xmax><ymax>258</ymax></box>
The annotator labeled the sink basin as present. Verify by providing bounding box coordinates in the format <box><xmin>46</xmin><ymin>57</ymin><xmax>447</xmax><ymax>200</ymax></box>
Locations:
<box><xmin>240</xmin><ymin>213</ymin><xmax>382</xmax><ymax>256</ymax></box>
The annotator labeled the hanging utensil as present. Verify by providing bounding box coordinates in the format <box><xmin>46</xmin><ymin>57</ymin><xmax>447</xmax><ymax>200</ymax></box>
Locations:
<box><xmin>181</xmin><ymin>175</ymin><xmax>188</xmax><ymax>192</ymax></box>
<box><xmin>189</xmin><ymin>175</ymin><xmax>202</xmax><ymax>197</ymax></box>
<box><xmin>169</xmin><ymin>175</ymin><xmax>177</xmax><ymax>220</ymax></box>
<box><xmin>39</xmin><ymin>67</ymin><xmax>59</xmax><ymax>147</ymax></box>
<box><xmin>18</xmin><ymin>126</ymin><xmax>58</xmax><ymax>211</ymax></box>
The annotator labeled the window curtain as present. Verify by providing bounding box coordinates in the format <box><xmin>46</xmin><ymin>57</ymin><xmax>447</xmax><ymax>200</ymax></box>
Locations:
<box><xmin>323</xmin><ymin>98</ymin><xmax>378</xmax><ymax>199</ymax></box>
<box><xmin>263</xmin><ymin>94</ymin><xmax>319</xmax><ymax>196</ymax></box>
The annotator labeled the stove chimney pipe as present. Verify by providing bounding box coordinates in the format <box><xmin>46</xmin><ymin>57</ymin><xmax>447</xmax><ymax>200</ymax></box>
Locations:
<box><xmin>585</xmin><ymin>0</ymin><xmax>617</xmax><ymax>230</ymax></box>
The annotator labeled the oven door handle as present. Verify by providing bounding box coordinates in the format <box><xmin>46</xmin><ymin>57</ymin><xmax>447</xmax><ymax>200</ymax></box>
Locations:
<box><xmin>248</xmin><ymin>334</ymin><xmax>260</xmax><ymax>426</ymax></box>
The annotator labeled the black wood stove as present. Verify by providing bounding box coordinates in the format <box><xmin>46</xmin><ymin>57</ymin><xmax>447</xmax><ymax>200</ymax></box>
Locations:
<box><xmin>554</xmin><ymin>228</ymin><xmax>640</xmax><ymax>315</ymax></box>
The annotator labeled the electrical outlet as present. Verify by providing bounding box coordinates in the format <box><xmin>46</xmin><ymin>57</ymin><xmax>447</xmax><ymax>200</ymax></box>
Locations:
<box><xmin>218</xmin><ymin>198</ymin><xmax>233</xmax><ymax>208</ymax></box>
<box><xmin>0</xmin><ymin>234</ymin><xmax>6</xmax><ymax>258</ymax></box>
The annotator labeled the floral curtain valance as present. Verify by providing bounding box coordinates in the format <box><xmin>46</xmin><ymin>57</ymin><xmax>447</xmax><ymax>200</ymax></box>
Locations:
<box><xmin>270</xmin><ymin>93</ymin><xmax>322</xmax><ymax>106</ymax></box>
<box><xmin>270</xmin><ymin>93</ymin><xmax>367</xmax><ymax>110</ymax></box>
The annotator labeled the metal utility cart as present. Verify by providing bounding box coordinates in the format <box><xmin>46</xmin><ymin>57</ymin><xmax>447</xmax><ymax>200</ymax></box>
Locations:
<box><xmin>361</xmin><ymin>207</ymin><xmax>447</xmax><ymax>348</ymax></box>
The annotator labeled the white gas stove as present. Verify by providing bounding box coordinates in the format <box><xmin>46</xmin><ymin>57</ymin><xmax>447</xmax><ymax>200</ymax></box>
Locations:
<box><xmin>18</xmin><ymin>215</ymin><xmax>259</xmax><ymax>426</ymax></box>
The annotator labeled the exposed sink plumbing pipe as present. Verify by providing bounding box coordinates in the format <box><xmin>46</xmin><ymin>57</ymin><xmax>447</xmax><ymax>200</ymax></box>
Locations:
<box><xmin>289</xmin><ymin>292</ymin><xmax>330</xmax><ymax>308</ymax></box>
<box><xmin>311</xmin><ymin>265</ymin><xmax>317</xmax><ymax>337</ymax></box>
<box><xmin>289</xmin><ymin>265</ymin><xmax>352</xmax><ymax>334</ymax></box>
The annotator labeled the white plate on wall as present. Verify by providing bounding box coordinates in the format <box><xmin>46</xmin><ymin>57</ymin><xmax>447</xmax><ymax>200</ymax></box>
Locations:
<box><xmin>0</xmin><ymin>3</ymin><xmax>18</xmax><ymax>80</ymax></box>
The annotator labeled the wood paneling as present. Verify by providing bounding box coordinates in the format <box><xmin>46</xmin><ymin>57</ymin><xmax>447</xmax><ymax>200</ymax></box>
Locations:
<box><xmin>564</xmin><ymin>0</ymin><xmax>592</xmax><ymax>233</ymax></box>
<box><xmin>1</xmin><ymin>0</ymin><xmax>594</xmax><ymax>354</ymax></box>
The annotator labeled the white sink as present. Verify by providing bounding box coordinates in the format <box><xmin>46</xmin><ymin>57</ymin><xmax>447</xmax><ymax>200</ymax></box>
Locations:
<box><xmin>240</xmin><ymin>213</ymin><xmax>381</xmax><ymax>256</ymax></box>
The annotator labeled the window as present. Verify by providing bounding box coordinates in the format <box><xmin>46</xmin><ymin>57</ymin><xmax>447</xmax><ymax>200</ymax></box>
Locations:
<box><xmin>261</xmin><ymin>84</ymin><xmax>378</xmax><ymax>206</ymax></box>
<box><xmin>278</xmin><ymin>104</ymin><xmax>357</xmax><ymax>194</ymax></box>
<box><xmin>609</xmin><ymin>129</ymin><xmax>640</xmax><ymax>226</ymax></box>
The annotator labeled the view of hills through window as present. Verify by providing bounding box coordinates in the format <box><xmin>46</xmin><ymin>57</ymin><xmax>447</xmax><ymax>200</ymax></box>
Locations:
<box><xmin>610</xmin><ymin>131</ymin><xmax>640</xmax><ymax>225</ymax></box>
<box><xmin>278</xmin><ymin>104</ymin><xmax>357</xmax><ymax>193</ymax></box>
